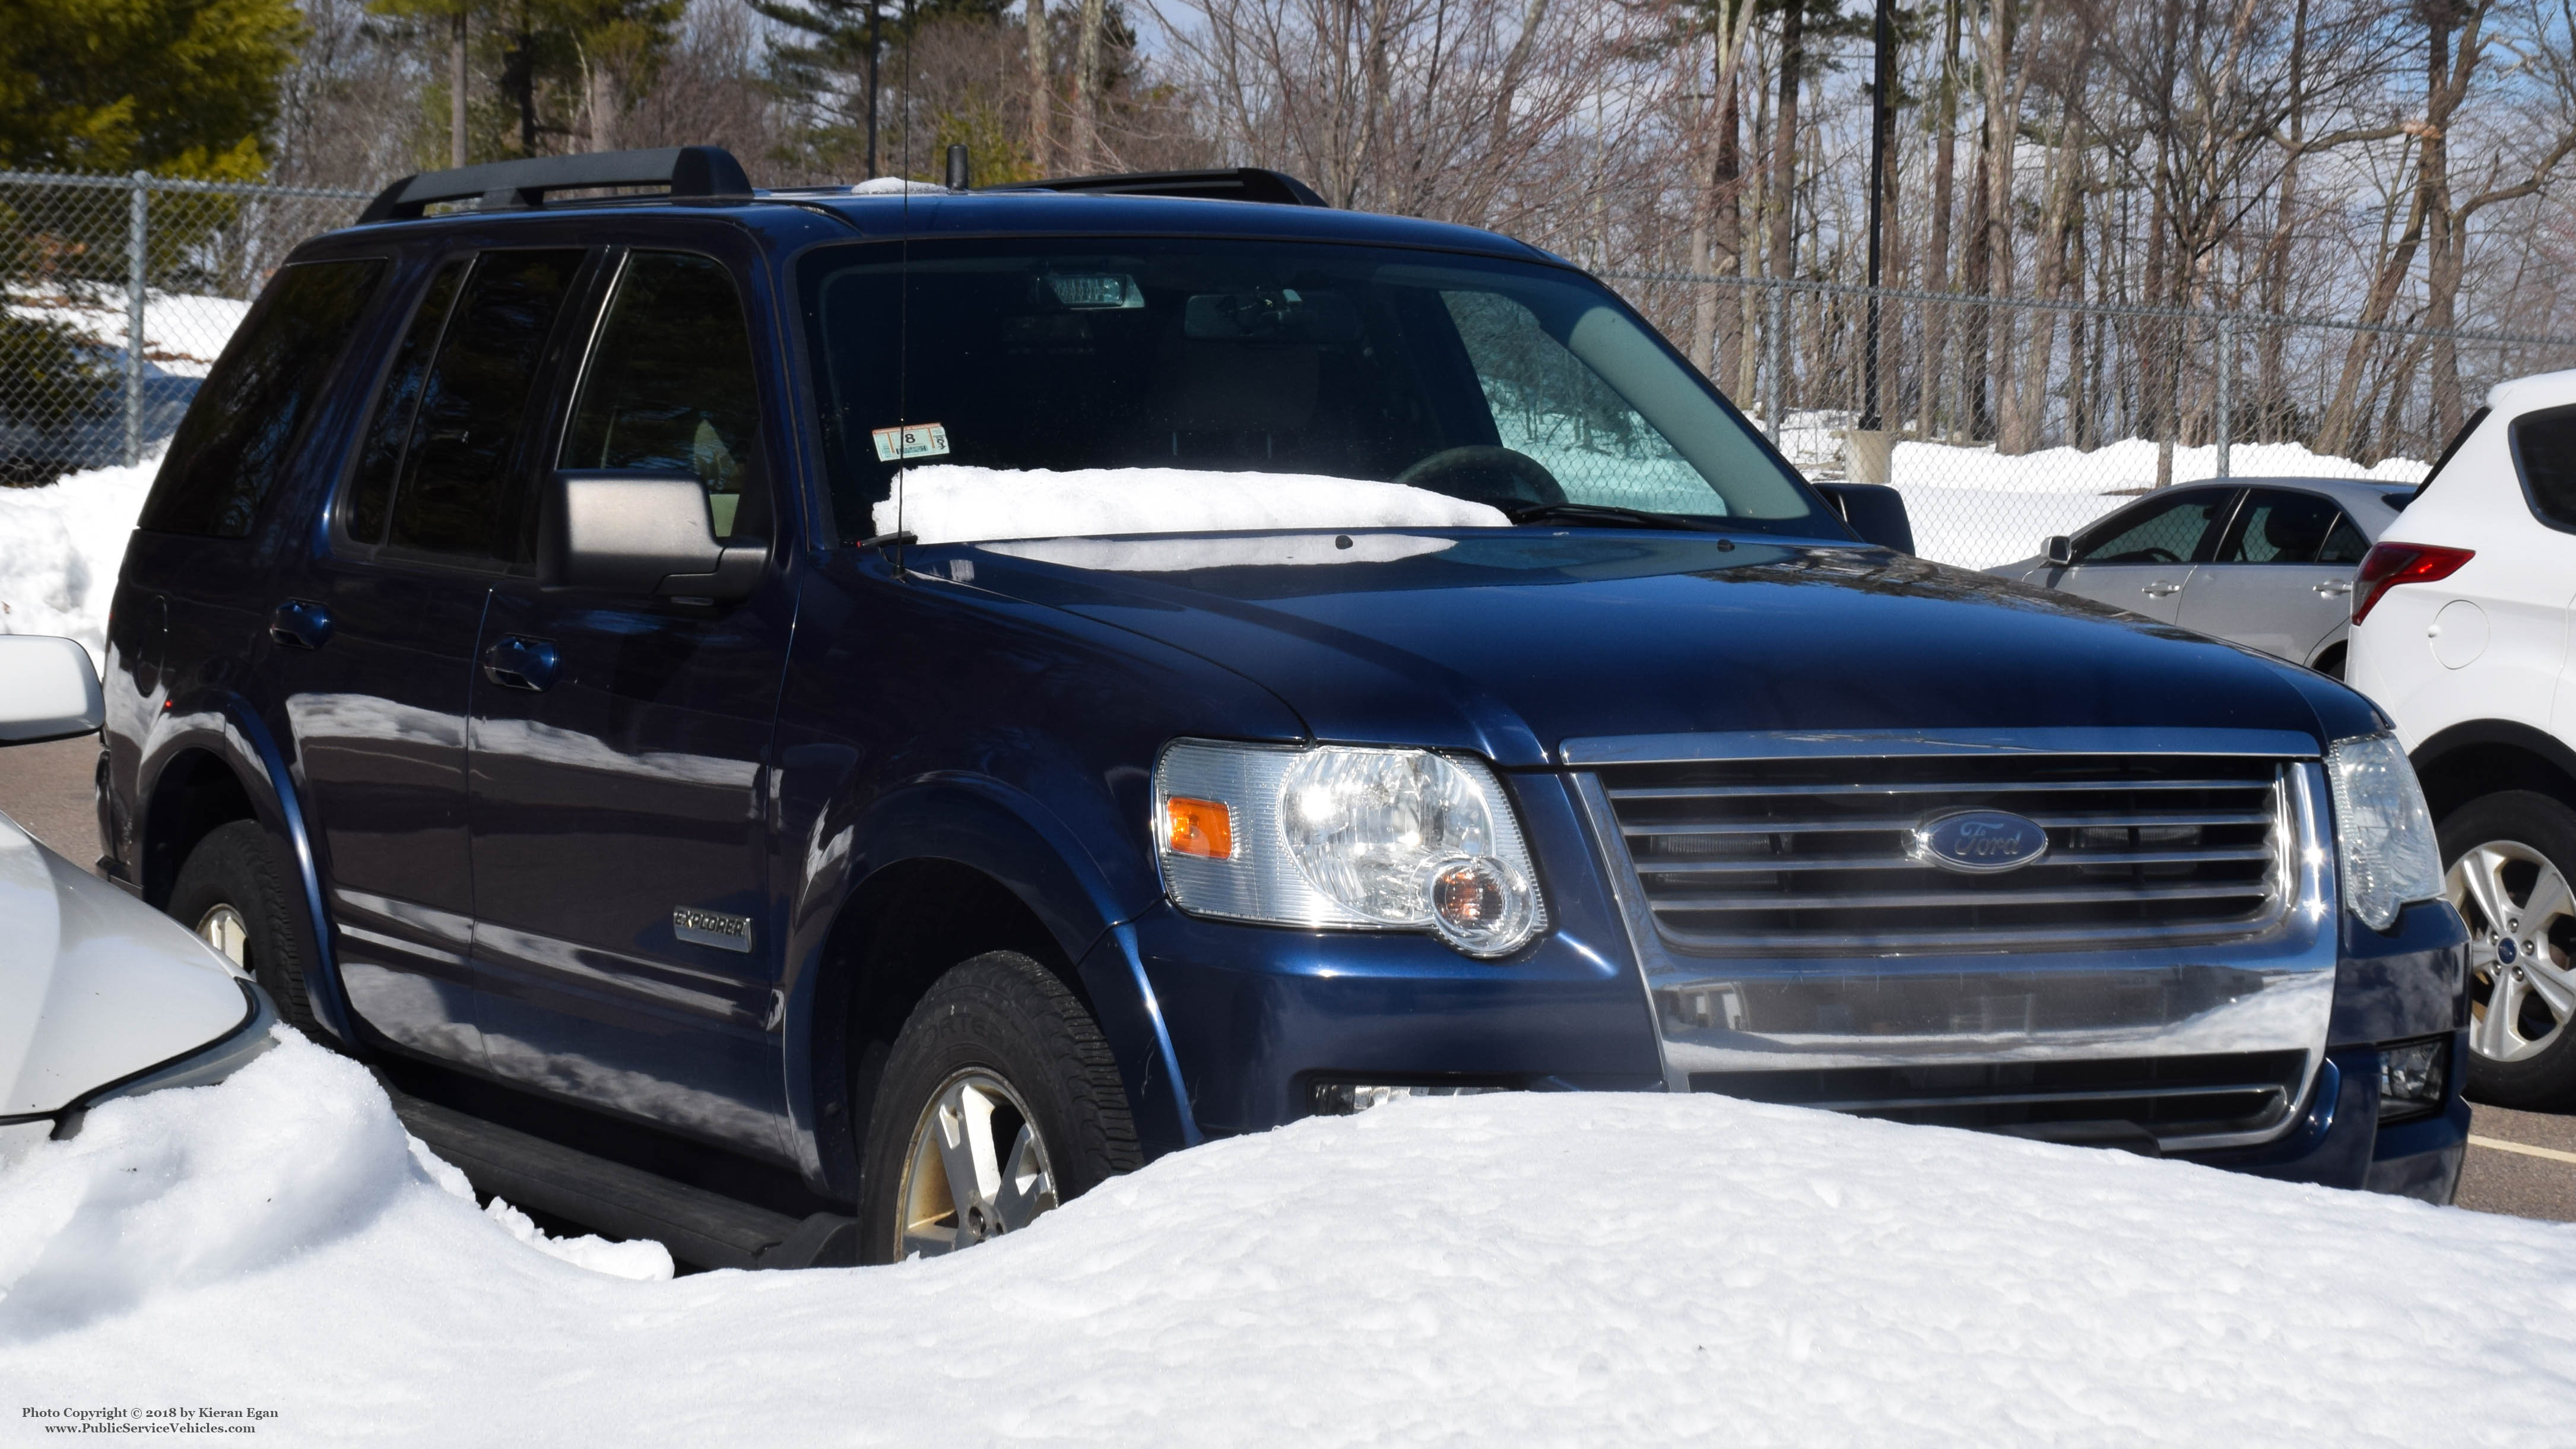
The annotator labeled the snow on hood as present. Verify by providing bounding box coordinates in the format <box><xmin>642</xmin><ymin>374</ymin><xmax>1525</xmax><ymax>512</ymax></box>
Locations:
<box><xmin>890</xmin><ymin>464</ymin><xmax>1508</xmax><ymax>545</ymax></box>
<box><xmin>5</xmin><ymin>1040</ymin><xmax>2575</xmax><ymax>1440</ymax></box>
<box><xmin>980</xmin><ymin>531</ymin><xmax>1457</xmax><ymax>572</ymax></box>
<box><xmin>0</xmin><ymin>816</ymin><xmax>246</xmax><ymax>1120</ymax></box>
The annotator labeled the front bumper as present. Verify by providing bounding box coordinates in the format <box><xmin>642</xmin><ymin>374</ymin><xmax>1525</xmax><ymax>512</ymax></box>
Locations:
<box><xmin>1104</xmin><ymin>754</ymin><xmax>2467</xmax><ymax>1202</ymax></box>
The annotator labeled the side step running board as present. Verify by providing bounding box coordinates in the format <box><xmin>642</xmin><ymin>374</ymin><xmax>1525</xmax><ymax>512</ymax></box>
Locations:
<box><xmin>385</xmin><ymin>1086</ymin><xmax>858</xmax><ymax>1271</ymax></box>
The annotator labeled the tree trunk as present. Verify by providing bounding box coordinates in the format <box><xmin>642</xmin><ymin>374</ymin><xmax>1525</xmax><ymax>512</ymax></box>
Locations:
<box><xmin>2003</xmin><ymin>97</ymin><xmax>2079</xmax><ymax>455</ymax></box>
<box><xmin>451</xmin><ymin>9</ymin><xmax>468</xmax><ymax>169</ymax></box>
<box><xmin>1765</xmin><ymin>0</ymin><xmax>1803</xmax><ymax>416</ymax></box>
<box><xmin>1977</xmin><ymin>0</ymin><xmax>2020</xmax><ymax>444</ymax></box>
<box><xmin>1071</xmin><ymin>0</ymin><xmax>1108</xmax><ymax>172</ymax></box>
<box><xmin>1025</xmin><ymin>0</ymin><xmax>1051</xmax><ymax>173</ymax></box>
<box><xmin>2255</xmin><ymin>0</ymin><xmax>2310</xmax><ymax>442</ymax></box>
<box><xmin>1769</xmin><ymin>0</ymin><xmax>1803</xmax><ymax>289</ymax></box>
<box><xmin>2422</xmin><ymin>9</ymin><xmax>2462</xmax><ymax>445</ymax></box>
<box><xmin>1960</xmin><ymin>107</ymin><xmax>1991</xmax><ymax>440</ymax></box>
<box><xmin>1918</xmin><ymin>0</ymin><xmax>1961</xmax><ymax>439</ymax></box>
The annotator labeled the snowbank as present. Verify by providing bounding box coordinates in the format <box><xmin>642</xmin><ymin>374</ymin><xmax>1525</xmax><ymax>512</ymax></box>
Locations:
<box><xmin>0</xmin><ymin>1035</ymin><xmax>660</xmax><ymax>1344</ymax></box>
<box><xmin>0</xmin><ymin>451</ymin><xmax>158</xmax><ymax>670</ymax></box>
<box><xmin>890</xmin><ymin>464</ymin><xmax>1508</xmax><ymax>544</ymax></box>
<box><xmin>4</xmin><ymin>1038</ymin><xmax>2572</xmax><ymax>1443</ymax></box>
<box><xmin>1886</xmin><ymin>437</ymin><xmax>2430</xmax><ymax>570</ymax></box>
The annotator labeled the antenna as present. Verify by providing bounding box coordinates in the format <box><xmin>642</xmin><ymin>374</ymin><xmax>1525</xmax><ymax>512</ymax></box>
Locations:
<box><xmin>893</xmin><ymin>0</ymin><xmax>915</xmax><ymax>569</ymax></box>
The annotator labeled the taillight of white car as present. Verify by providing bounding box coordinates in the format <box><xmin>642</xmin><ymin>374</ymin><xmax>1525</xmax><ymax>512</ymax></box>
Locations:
<box><xmin>2352</xmin><ymin>542</ymin><xmax>2475</xmax><ymax>625</ymax></box>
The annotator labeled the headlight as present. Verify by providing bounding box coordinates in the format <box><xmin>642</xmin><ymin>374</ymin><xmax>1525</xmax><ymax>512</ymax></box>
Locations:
<box><xmin>2325</xmin><ymin>733</ymin><xmax>2444</xmax><ymax>931</ymax></box>
<box><xmin>1154</xmin><ymin>740</ymin><xmax>1548</xmax><ymax>957</ymax></box>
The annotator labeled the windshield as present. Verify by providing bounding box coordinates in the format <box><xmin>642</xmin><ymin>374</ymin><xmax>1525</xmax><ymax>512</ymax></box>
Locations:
<box><xmin>797</xmin><ymin>237</ymin><xmax>1835</xmax><ymax>545</ymax></box>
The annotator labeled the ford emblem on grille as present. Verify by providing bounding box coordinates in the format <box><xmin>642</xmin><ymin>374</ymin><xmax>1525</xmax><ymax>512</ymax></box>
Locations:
<box><xmin>1909</xmin><ymin>810</ymin><xmax>2050</xmax><ymax>874</ymax></box>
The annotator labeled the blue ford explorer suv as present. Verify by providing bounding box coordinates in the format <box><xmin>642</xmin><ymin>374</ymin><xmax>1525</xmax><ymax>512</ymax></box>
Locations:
<box><xmin>98</xmin><ymin>147</ymin><xmax>2469</xmax><ymax>1267</ymax></box>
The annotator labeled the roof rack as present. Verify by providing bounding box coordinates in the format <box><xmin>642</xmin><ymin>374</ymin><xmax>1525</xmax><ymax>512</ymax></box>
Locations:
<box><xmin>357</xmin><ymin>145</ymin><xmax>752</xmax><ymax>225</ymax></box>
<box><xmin>984</xmin><ymin>167</ymin><xmax>1329</xmax><ymax>208</ymax></box>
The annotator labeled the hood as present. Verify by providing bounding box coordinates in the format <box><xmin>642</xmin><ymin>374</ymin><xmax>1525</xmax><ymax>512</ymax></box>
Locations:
<box><xmin>0</xmin><ymin>814</ymin><xmax>251</xmax><ymax>1118</ymax></box>
<box><xmin>955</xmin><ymin>531</ymin><xmax>2375</xmax><ymax>766</ymax></box>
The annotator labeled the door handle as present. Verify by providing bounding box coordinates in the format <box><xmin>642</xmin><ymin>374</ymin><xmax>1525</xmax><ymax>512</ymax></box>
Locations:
<box><xmin>2142</xmin><ymin>581</ymin><xmax>2184</xmax><ymax>598</ymax></box>
<box><xmin>268</xmin><ymin>599</ymin><xmax>334</xmax><ymax>650</ymax></box>
<box><xmin>481</xmin><ymin>636</ymin><xmax>560</xmax><ymax>692</ymax></box>
<box><xmin>2314</xmin><ymin>579</ymin><xmax>2354</xmax><ymax>597</ymax></box>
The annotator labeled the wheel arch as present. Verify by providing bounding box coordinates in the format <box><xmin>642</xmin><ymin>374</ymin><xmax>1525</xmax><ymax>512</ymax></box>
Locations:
<box><xmin>778</xmin><ymin>774</ymin><xmax>1187</xmax><ymax>1200</ymax></box>
<box><xmin>134</xmin><ymin>696</ymin><xmax>355</xmax><ymax>1045</ymax></box>
<box><xmin>2411</xmin><ymin>719</ymin><xmax>2576</xmax><ymax>824</ymax></box>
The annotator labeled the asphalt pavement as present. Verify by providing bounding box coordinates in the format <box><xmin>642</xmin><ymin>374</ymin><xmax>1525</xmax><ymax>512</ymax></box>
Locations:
<box><xmin>2</xmin><ymin>734</ymin><xmax>2567</xmax><ymax>1223</ymax></box>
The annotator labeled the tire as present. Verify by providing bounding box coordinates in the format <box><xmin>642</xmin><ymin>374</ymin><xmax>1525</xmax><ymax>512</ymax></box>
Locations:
<box><xmin>858</xmin><ymin>952</ymin><xmax>1139</xmax><ymax>1264</ymax></box>
<box><xmin>2439</xmin><ymin>791</ymin><xmax>2576</xmax><ymax>1108</ymax></box>
<box><xmin>169</xmin><ymin>819</ymin><xmax>321</xmax><ymax>1034</ymax></box>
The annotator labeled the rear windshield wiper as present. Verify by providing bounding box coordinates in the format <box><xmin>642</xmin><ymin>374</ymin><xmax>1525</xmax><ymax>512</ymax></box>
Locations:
<box><xmin>1503</xmin><ymin>502</ymin><xmax>1731</xmax><ymax>534</ymax></box>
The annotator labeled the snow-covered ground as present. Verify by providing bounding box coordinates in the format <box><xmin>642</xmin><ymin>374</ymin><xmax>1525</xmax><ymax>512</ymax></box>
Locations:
<box><xmin>7</xmin><ymin>286</ymin><xmax>253</xmax><ymax>380</ymax></box>
<box><xmin>3</xmin><ymin>1031</ymin><xmax>2572</xmax><ymax>1444</ymax></box>
<box><xmin>1755</xmin><ymin>410</ymin><xmax>2433</xmax><ymax>569</ymax></box>
<box><xmin>0</xmin><ymin>451</ymin><xmax>157</xmax><ymax>670</ymax></box>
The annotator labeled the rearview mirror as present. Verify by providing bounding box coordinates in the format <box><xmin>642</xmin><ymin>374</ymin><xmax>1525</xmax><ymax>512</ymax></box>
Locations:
<box><xmin>0</xmin><ymin>636</ymin><xmax>103</xmax><ymax>744</ymax></box>
<box><xmin>2044</xmin><ymin>535</ymin><xmax>2074</xmax><ymax>567</ymax></box>
<box><xmin>1812</xmin><ymin>483</ymin><xmax>1914</xmax><ymax>555</ymax></box>
<box><xmin>1183</xmin><ymin>288</ymin><xmax>1362</xmax><ymax>343</ymax></box>
<box><xmin>547</xmin><ymin>471</ymin><xmax>764</xmax><ymax>601</ymax></box>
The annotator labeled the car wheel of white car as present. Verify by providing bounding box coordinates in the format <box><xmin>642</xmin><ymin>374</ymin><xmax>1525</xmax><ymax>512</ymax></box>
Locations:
<box><xmin>169</xmin><ymin>820</ymin><xmax>320</xmax><ymax>1035</ymax></box>
<box><xmin>2439</xmin><ymin>791</ymin><xmax>2576</xmax><ymax>1108</ymax></box>
<box><xmin>858</xmin><ymin>951</ymin><xmax>1140</xmax><ymax>1264</ymax></box>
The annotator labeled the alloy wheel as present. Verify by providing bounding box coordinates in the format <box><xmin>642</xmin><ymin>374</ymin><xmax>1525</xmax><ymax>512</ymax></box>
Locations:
<box><xmin>194</xmin><ymin>903</ymin><xmax>251</xmax><ymax>978</ymax></box>
<box><xmin>894</xmin><ymin>1068</ymin><xmax>1058</xmax><ymax>1258</ymax></box>
<box><xmin>2447</xmin><ymin>839</ymin><xmax>2576</xmax><ymax>1063</ymax></box>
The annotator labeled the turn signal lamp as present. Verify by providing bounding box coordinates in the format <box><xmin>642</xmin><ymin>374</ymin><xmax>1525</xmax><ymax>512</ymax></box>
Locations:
<box><xmin>2352</xmin><ymin>543</ymin><xmax>2473</xmax><ymax>624</ymax></box>
<box><xmin>1164</xmin><ymin>795</ymin><xmax>1235</xmax><ymax>859</ymax></box>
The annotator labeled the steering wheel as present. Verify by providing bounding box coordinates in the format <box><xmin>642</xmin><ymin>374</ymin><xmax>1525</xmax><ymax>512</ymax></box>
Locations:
<box><xmin>1391</xmin><ymin>446</ymin><xmax>1566</xmax><ymax>509</ymax></box>
<box><xmin>2136</xmin><ymin>546</ymin><xmax>2181</xmax><ymax>565</ymax></box>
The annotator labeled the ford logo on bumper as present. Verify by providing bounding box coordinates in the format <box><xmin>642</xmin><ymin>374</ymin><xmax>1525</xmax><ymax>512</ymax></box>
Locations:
<box><xmin>1909</xmin><ymin>810</ymin><xmax>2050</xmax><ymax>874</ymax></box>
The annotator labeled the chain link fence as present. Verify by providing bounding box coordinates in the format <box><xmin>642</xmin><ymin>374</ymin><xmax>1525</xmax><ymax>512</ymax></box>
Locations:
<box><xmin>1603</xmin><ymin>271</ymin><xmax>2576</xmax><ymax>568</ymax></box>
<box><xmin>9</xmin><ymin>168</ymin><xmax>2576</xmax><ymax>574</ymax></box>
<box><xmin>1</xmin><ymin>171</ymin><xmax>373</xmax><ymax>485</ymax></box>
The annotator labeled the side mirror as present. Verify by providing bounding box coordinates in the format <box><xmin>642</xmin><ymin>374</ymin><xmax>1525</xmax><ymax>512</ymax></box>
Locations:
<box><xmin>0</xmin><ymin>636</ymin><xmax>103</xmax><ymax>744</ymax></box>
<box><xmin>547</xmin><ymin>470</ymin><xmax>764</xmax><ymax>601</ymax></box>
<box><xmin>1812</xmin><ymin>482</ymin><xmax>1915</xmax><ymax>555</ymax></box>
<box><xmin>2044</xmin><ymin>535</ymin><xmax>2075</xmax><ymax>567</ymax></box>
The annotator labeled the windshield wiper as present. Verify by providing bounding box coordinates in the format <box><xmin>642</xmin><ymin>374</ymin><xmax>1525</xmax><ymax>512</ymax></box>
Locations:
<box><xmin>1503</xmin><ymin>502</ymin><xmax>1731</xmax><ymax>534</ymax></box>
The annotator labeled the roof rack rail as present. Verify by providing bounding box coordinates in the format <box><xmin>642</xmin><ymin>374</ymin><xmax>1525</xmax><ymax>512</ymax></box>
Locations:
<box><xmin>357</xmin><ymin>145</ymin><xmax>752</xmax><ymax>224</ymax></box>
<box><xmin>985</xmin><ymin>167</ymin><xmax>1330</xmax><ymax>208</ymax></box>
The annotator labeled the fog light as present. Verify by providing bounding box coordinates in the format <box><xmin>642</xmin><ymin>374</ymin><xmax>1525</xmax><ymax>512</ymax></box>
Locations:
<box><xmin>1425</xmin><ymin>855</ymin><xmax>1537</xmax><ymax>957</ymax></box>
<box><xmin>2379</xmin><ymin>1038</ymin><xmax>2450</xmax><ymax>1123</ymax></box>
<box><xmin>1310</xmin><ymin>1082</ymin><xmax>1508</xmax><ymax>1117</ymax></box>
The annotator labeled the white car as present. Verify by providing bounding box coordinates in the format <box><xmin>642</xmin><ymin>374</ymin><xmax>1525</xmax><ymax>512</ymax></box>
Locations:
<box><xmin>1988</xmin><ymin>476</ymin><xmax>2415</xmax><ymax>678</ymax></box>
<box><xmin>2349</xmin><ymin>370</ymin><xmax>2576</xmax><ymax>1106</ymax></box>
<box><xmin>0</xmin><ymin>635</ymin><xmax>276</xmax><ymax>1167</ymax></box>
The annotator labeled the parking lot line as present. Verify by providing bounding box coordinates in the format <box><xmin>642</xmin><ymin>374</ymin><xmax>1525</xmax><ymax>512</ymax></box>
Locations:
<box><xmin>2467</xmin><ymin>1134</ymin><xmax>2576</xmax><ymax>1167</ymax></box>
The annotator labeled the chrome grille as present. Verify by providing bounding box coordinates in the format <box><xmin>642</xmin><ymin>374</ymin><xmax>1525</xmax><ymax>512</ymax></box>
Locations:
<box><xmin>1599</xmin><ymin>753</ymin><xmax>2291</xmax><ymax>956</ymax></box>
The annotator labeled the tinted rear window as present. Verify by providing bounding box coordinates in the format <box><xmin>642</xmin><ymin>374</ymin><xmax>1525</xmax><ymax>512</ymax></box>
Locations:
<box><xmin>2512</xmin><ymin>405</ymin><xmax>2576</xmax><ymax>533</ymax></box>
<box><xmin>138</xmin><ymin>259</ymin><xmax>387</xmax><ymax>537</ymax></box>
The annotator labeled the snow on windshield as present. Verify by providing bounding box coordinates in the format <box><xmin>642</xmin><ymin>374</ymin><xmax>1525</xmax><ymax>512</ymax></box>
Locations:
<box><xmin>7</xmin><ymin>1033</ymin><xmax>2574</xmax><ymax>1442</ymax></box>
<box><xmin>888</xmin><ymin>464</ymin><xmax>1509</xmax><ymax>546</ymax></box>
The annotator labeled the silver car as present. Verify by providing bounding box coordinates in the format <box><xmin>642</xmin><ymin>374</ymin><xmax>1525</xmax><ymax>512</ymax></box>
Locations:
<box><xmin>1988</xmin><ymin>476</ymin><xmax>2415</xmax><ymax>679</ymax></box>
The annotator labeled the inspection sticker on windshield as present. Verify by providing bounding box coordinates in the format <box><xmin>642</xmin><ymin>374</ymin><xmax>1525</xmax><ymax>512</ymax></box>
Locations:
<box><xmin>871</xmin><ymin>422</ymin><xmax>950</xmax><ymax>462</ymax></box>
